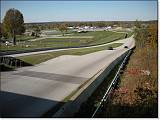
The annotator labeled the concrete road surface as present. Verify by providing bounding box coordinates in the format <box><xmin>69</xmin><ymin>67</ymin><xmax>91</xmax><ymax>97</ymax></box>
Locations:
<box><xmin>1</xmin><ymin>36</ymin><xmax>135</xmax><ymax>117</ymax></box>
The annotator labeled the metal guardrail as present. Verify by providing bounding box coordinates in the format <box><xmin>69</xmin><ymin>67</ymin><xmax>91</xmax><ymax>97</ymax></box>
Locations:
<box><xmin>91</xmin><ymin>49</ymin><xmax>132</xmax><ymax>117</ymax></box>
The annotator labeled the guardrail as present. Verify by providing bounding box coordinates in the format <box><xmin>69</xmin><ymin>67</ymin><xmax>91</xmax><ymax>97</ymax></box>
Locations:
<box><xmin>91</xmin><ymin>49</ymin><xmax>132</xmax><ymax>117</ymax></box>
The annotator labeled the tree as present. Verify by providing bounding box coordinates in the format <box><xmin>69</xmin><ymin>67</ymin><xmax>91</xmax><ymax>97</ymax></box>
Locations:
<box><xmin>147</xmin><ymin>23</ymin><xmax>158</xmax><ymax>48</ymax></box>
<box><xmin>33</xmin><ymin>25</ymin><xmax>41</xmax><ymax>37</ymax></box>
<box><xmin>2</xmin><ymin>8</ymin><xmax>25</xmax><ymax>45</ymax></box>
<box><xmin>134</xmin><ymin>20</ymin><xmax>148</xmax><ymax>48</ymax></box>
<box><xmin>96</xmin><ymin>22</ymin><xmax>106</xmax><ymax>27</ymax></box>
<box><xmin>58</xmin><ymin>24</ymin><xmax>68</xmax><ymax>36</ymax></box>
<box><xmin>1</xmin><ymin>24</ymin><xmax>9</xmax><ymax>39</ymax></box>
<box><xmin>134</xmin><ymin>20</ymin><xmax>141</xmax><ymax>29</ymax></box>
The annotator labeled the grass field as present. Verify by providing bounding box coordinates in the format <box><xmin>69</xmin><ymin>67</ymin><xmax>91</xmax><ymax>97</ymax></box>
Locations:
<box><xmin>18</xmin><ymin>43</ymin><xmax>122</xmax><ymax>65</ymax></box>
<box><xmin>16</xmin><ymin>35</ymin><xmax>36</xmax><ymax>41</ymax></box>
<box><xmin>68</xmin><ymin>31</ymin><xmax>127</xmax><ymax>45</ymax></box>
<box><xmin>1</xmin><ymin>31</ymin><xmax>132</xmax><ymax>52</ymax></box>
<box><xmin>41</xmin><ymin>29</ymin><xmax>74</xmax><ymax>35</ymax></box>
<box><xmin>1</xmin><ymin>38</ymin><xmax>93</xmax><ymax>51</ymax></box>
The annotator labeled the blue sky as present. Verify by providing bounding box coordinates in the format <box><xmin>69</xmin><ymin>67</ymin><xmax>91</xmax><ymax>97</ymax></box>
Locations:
<box><xmin>1</xmin><ymin>1</ymin><xmax>157</xmax><ymax>23</ymax></box>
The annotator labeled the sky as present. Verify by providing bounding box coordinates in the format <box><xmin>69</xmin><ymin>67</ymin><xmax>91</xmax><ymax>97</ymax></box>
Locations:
<box><xmin>1</xmin><ymin>1</ymin><xmax>158</xmax><ymax>23</ymax></box>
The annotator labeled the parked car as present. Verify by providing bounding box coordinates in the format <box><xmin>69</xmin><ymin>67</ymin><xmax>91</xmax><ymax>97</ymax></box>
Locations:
<box><xmin>5</xmin><ymin>41</ymin><xmax>12</xmax><ymax>46</ymax></box>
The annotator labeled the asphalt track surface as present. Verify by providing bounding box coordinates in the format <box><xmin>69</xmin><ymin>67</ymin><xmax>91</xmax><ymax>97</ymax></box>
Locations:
<box><xmin>1</xmin><ymin>36</ymin><xmax>135</xmax><ymax>117</ymax></box>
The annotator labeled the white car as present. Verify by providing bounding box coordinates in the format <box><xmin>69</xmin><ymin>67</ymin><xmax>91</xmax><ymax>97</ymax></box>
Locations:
<box><xmin>5</xmin><ymin>41</ymin><xmax>12</xmax><ymax>46</ymax></box>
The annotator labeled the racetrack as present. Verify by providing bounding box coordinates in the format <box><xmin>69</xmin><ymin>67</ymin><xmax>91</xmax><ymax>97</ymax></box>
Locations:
<box><xmin>6</xmin><ymin>35</ymin><xmax>134</xmax><ymax>57</ymax></box>
<box><xmin>1</xmin><ymin>35</ymin><xmax>135</xmax><ymax>117</ymax></box>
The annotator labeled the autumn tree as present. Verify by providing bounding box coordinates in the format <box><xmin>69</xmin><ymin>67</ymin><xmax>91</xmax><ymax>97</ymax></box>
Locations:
<box><xmin>2</xmin><ymin>8</ymin><xmax>25</xmax><ymax>45</ymax></box>
<box><xmin>147</xmin><ymin>23</ymin><xmax>158</xmax><ymax>48</ymax></box>
<box><xmin>58</xmin><ymin>24</ymin><xmax>68</xmax><ymax>36</ymax></box>
<box><xmin>134</xmin><ymin>20</ymin><xmax>148</xmax><ymax>48</ymax></box>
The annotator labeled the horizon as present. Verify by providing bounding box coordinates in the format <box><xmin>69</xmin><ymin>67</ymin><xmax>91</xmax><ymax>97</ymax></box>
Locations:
<box><xmin>24</xmin><ymin>20</ymin><xmax>157</xmax><ymax>24</ymax></box>
<box><xmin>1</xmin><ymin>1</ymin><xmax>157</xmax><ymax>23</ymax></box>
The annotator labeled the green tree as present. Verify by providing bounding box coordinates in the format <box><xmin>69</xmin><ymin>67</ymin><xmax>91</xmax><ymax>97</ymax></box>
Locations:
<box><xmin>58</xmin><ymin>24</ymin><xmax>68</xmax><ymax>36</ymax></box>
<box><xmin>2</xmin><ymin>8</ymin><xmax>25</xmax><ymax>45</ymax></box>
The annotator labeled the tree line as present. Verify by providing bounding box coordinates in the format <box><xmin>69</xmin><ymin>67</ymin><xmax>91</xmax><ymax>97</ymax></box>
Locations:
<box><xmin>134</xmin><ymin>20</ymin><xmax>158</xmax><ymax>48</ymax></box>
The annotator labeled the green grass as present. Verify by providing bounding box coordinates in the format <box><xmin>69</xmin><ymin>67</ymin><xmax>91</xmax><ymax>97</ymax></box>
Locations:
<box><xmin>3</xmin><ymin>35</ymin><xmax>37</xmax><ymax>42</ymax></box>
<box><xmin>1</xmin><ymin>31</ymin><xmax>127</xmax><ymax>52</ymax></box>
<box><xmin>68</xmin><ymin>31</ymin><xmax>126</xmax><ymax>45</ymax></box>
<box><xmin>0</xmin><ymin>38</ymin><xmax>92</xmax><ymax>51</ymax></box>
<box><xmin>16</xmin><ymin>35</ymin><xmax>36</xmax><ymax>41</ymax></box>
<box><xmin>42</xmin><ymin>29</ymin><xmax>74</xmax><ymax>35</ymax></box>
<box><xmin>18</xmin><ymin>43</ymin><xmax>123</xmax><ymax>65</ymax></box>
<box><xmin>127</xmin><ymin>31</ymin><xmax>133</xmax><ymax>37</ymax></box>
<box><xmin>31</xmin><ymin>38</ymin><xmax>93</xmax><ymax>47</ymax></box>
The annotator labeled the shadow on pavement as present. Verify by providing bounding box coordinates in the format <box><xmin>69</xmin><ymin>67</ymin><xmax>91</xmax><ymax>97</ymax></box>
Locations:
<box><xmin>1</xmin><ymin>91</ymin><xmax>65</xmax><ymax>118</ymax></box>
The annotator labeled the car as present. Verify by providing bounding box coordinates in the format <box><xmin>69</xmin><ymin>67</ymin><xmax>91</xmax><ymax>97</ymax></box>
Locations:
<box><xmin>124</xmin><ymin>46</ymin><xmax>128</xmax><ymax>48</ymax></box>
<box><xmin>5</xmin><ymin>41</ymin><xmax>12</xmax><ymax>46</ymax></box>
<box><xmin>108</xmin><ymin>46</ymin><xmax>113</xmax><ymax>50</ymax></box>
